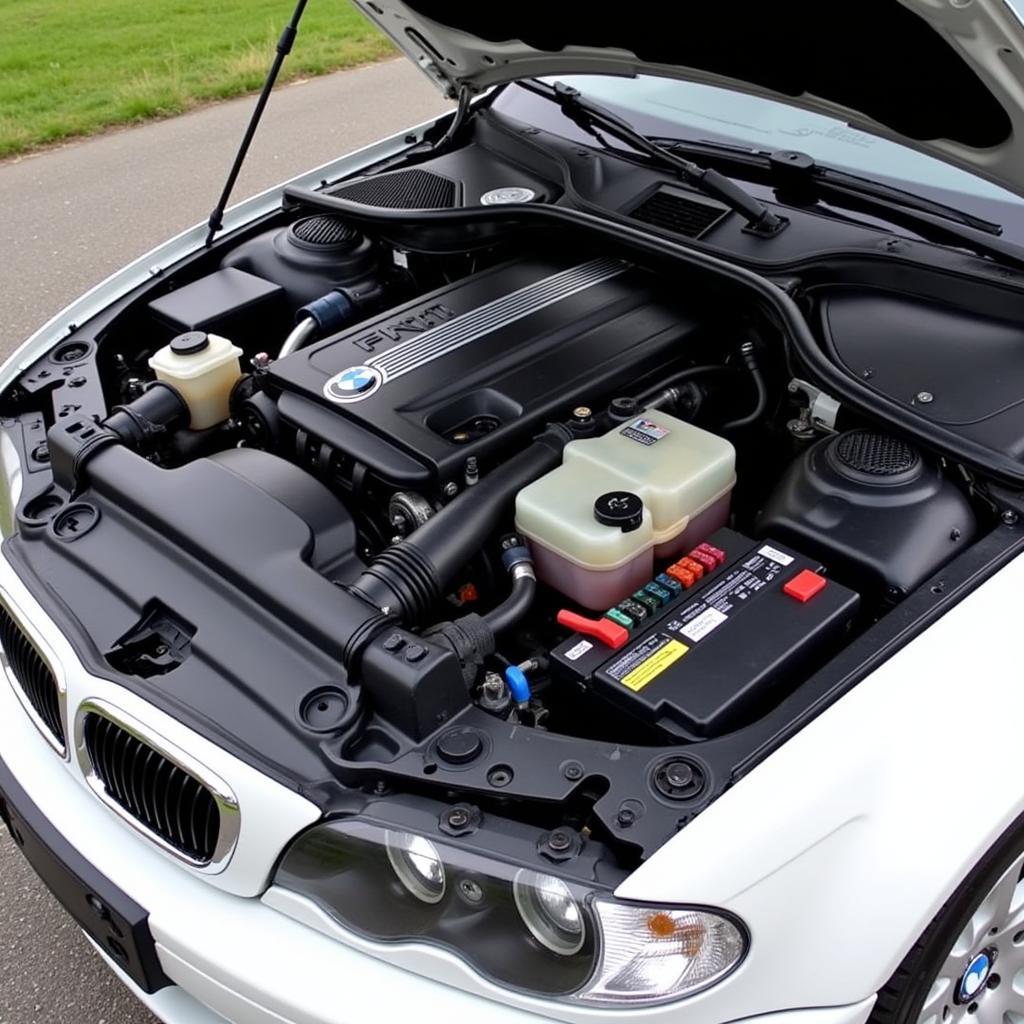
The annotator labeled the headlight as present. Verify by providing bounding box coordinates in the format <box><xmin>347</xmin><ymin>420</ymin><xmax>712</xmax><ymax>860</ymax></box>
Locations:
<box><xmin>385</xmin><ymin>831</ymin><xmax>446</xmax><ymax>903</ymax></box>
<box><xmin>513</xmin><ymin>869</ymin><xmax>586</xmax><ymax>955</ymax></box>
<box><xmin>273</xmin><ymin>815</ymin><xmax>747</xmax><ymax>1006</ymax></box>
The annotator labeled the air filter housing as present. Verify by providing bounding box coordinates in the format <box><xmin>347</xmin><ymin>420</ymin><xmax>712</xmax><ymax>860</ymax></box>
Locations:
<box><xmin>757</xmin><ymin>430</ymin><xmax>975</xmax><ymax>598</ymax></box>
<box><xmin>223</xmin><ymin>213</ymin><xmax>381</xmax><ymax>308</ymax></box>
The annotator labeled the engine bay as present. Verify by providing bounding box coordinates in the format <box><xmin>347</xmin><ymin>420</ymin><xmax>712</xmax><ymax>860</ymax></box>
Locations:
<box><xmin>3</xmin><ymin>104</ymin><xmax>1023</xmax><ymax>869</ymax></box>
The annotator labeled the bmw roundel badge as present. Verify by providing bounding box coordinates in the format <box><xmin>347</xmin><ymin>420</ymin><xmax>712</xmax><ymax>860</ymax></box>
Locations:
<box><xmin>323</xmin><ymin>365</ymin><xmax>382</xmax><ymax>403</ymax></box>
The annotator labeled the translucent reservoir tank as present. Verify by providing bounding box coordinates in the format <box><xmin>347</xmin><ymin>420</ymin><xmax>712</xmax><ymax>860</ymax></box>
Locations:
<box><xmin>515</xmin><ymin>412</ymin><xmax>736</xmax><ymax>610</ymax></box>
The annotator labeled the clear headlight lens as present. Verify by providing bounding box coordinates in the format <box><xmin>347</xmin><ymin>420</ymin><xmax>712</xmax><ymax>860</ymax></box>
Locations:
<box><xmin>385</xmin><ymin>831</ymin><xmax>446</xmax><ymax>903</ymax></box>
<box><xmin>513</xmin><ymin>869</ymin><xmax>585</xmax><ymax>955</ymax></box>
<box><xmin>273</xmin><ymin>818</ymin><xmax>747</xmax><ymax>1006</ymax></box>
<box><xmin>576</xmin><ymin>899</ymin><xmax>746</xmax><ymax>1004</ymax></box>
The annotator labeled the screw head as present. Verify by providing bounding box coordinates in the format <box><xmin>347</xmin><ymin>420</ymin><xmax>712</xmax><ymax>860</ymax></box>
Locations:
<box><xmin>1002</xmin><ymin>509</ymin><xmax>1019</xmax><ymax>526</ymax></box>
<box><xmin>572</xmin><ymin>406</ymin><xmax>592</xmax><ymax>420</ymax></box>
<box><xmin>443</xmin><ymin>482</ymin><xmax>459</xmax><ymax>498</ymax></box>
<box><xmin>916</xmin><ymin>391</ymin><xmax>935</xmax><ymax>404</ymax></box>
<box><xmin>445</xmin><ymin>808</ymin><xmax>470</xmax><ymax>829</ymax></box>
<box><xmin>563</xmin><ymin>761</ymin><xmax>584</xmax><ymax>781</ymax></box>
<box><xmin>617</xmin><ymin>808</ymin><xmax>636</xmax><ymax>827</ymax></box>
<box><xmin>548</xmin><ymin>829</ymin><xmax>572</xmax><ymax>852</ymax></box>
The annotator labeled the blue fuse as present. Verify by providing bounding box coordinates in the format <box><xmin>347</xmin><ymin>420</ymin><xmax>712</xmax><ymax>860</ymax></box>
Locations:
<box><xmin>656</xmin><ymin>573</ymin><xmax>683</xmax><ymax>597</ymax></box>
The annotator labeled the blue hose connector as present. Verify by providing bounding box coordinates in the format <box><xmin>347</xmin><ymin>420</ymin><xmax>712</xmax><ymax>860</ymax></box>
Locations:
<box><xmin>504</xmin><ymin>665</ymin><xmax>531</xmax><ymax>704</ymax></box>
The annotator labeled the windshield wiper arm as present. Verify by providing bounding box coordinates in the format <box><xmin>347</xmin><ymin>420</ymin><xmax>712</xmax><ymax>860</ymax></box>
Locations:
<box><xmin>524</xmin><ymin>80</ymin><xmax>787</xmax><ymax>236</ymax></box>
<box><xmin>651</xmin><ymin>138</ymin><xmax>1003</xmax><ymax>236</ymax></box>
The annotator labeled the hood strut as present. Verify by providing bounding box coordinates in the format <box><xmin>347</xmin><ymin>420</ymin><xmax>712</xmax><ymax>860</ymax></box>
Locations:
<box><xmin>205</xmin><ymin>0</ymin><xmax>310</xmax><ymax>247</ymax></box>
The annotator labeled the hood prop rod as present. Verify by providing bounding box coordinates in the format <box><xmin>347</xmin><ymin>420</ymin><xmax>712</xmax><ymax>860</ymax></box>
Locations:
<box><xmin>204</xmin><ymin>0</ymin><xmax>310</xmax><ymax>247</ymax></box>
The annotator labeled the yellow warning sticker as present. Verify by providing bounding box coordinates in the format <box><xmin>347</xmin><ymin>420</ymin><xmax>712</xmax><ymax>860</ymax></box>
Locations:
<box><xmin>620</xmin><ymin>639</ymin><xmax>689</xmax><ymax>692</ymax></box>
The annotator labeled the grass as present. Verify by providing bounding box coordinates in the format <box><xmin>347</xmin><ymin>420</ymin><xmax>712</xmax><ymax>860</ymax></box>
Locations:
<box><xmin>0</xmin><ymin>0</ymin><xmax>395</xmax><ymax>158</ymax></box>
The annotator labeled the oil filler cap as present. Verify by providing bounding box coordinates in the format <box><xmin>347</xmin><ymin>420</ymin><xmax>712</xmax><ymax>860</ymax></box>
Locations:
<box><xmin>594</xmin><ymin>491</ymin><xmax>644</xmax><ymax>533</ymax></box>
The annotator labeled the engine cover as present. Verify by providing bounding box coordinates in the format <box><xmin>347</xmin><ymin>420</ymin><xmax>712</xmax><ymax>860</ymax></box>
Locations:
<box><xmin>266</xmin><ymin>257</ymin><xmax>703</xmax><ymax>486</ymax></box>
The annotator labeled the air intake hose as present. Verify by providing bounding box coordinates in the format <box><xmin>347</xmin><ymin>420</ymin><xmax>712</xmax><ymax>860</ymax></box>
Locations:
<box><xmin>349</xmin><ymin>423</ymin><xmax>572</xmax><ymax>622</ymax></box>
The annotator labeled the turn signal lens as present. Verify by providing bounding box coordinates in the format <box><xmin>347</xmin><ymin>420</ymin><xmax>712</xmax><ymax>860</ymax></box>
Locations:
<box><xmin>573</xmin><ymin>899</ymin><xmax>746</xmax><ymax>1005</ymax></box>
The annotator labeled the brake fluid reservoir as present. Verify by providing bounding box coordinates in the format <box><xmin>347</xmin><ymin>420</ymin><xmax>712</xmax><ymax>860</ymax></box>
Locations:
<box><xmin>515</xmin><ymin>413</ymin><xmax>735</xmax><ymax>610</ymax></box>
<box><xmin>148</xmin><ymin>331</ymin><xmax>243</xmax><ymax>430</ymax></box>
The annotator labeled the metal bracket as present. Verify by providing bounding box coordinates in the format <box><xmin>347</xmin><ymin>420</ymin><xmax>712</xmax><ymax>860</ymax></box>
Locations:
<box><xmin>787</xmin><ymin>378</ymin><xmax>841</xmax><ymax>438</ymax></box>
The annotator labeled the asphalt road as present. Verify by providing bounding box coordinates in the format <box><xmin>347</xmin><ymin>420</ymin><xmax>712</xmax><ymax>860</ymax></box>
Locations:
<box><xmin>0</xmin><ymin>58</ymin><xmax>448</xmax><ymax>1024</ymax></box>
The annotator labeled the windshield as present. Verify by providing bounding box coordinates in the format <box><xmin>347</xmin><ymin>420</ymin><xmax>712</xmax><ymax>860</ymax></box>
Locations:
<box><xmin>533</xmin><ymin>74</ymin><xmax>1024</xmax><ymax>237</ymax></box>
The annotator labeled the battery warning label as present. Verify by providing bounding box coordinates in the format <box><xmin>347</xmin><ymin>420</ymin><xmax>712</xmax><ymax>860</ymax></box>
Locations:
<box><xmin>606</xmin><ymin>633</ymin><xmax>689</xmax><ymax>692</ymax></box>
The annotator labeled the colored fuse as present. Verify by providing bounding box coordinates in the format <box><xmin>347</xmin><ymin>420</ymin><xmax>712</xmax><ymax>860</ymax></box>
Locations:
<box><xmin>655</xmin><ymin>573</ymin><xmax>683</xmax><ymax>596</ymax></box>
<box><xmin>678</xmin><ymin>556</ymin><xmax>705</xmax><ymax>580</ymax></box>
<box><xmin>696</xmin><ymin>542</ymin><xmax>727</xmax><ymax>567</ymax></box>
<box><xmin>618</xmin><ymin>597</ymin><xmax>650</xmax><ymax>623</ymax></box>
<box><xmin>644</xmin><ymin>581</ymin><xmax>673</xmax><ymax>605</ymax></box>
<box><xmin>687</xmin><ymin>548</ymin><xmax>717</xmax><ymax>573</ymax></box>
<box><xmin>604</xmin><ymin>607</ymin><xmax>635</xmax><ymax>630</ymax></box>
<box><xmin>632</xmin><ymin>590</ymin><xmax>661</xmax><ymax>614</ymax></box>
<box><xmin>666</xmin><ymin>562</ymin><xmax>697</xmax><ymax>588</ymax></box>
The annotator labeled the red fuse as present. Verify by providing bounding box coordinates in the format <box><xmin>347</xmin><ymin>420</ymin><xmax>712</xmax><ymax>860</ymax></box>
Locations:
<box><xmin>696</xmin><ymin>542</ymin><xmax>727</xmax><ymax>567</ymax></box>
<box><xmin>687</xmin><ymin>548</ymin><xmax>717</xmax><ymax>572</ymax></box>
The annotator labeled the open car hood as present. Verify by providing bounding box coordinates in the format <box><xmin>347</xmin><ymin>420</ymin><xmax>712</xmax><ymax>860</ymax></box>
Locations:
<box><xmin>356</xmin><ymin>0</ymin><xmax>1024</xmax><ymax>201</ymax></box>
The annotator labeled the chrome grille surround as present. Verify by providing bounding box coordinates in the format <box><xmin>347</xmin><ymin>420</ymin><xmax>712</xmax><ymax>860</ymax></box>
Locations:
<box><xmin>74</xmin><ymin>698</ymin><xmax>241</xmax><ymax>873</ymax></box>
<box><xmin>0</xmin><ymin>588</ymin><xmax>68</xmax><ymax>757</ymax></box>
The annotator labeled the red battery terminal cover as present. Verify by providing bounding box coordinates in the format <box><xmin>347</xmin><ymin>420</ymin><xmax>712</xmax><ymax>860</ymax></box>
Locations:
<box><xmin>783</xmin><ymin>569</ymin><xmax>828</xmax><ymax>603</ymax></box>
<box><xmin>556</xmin><ymin>609</ymin><xmax>630</xmax><ymax>650</ymax></box>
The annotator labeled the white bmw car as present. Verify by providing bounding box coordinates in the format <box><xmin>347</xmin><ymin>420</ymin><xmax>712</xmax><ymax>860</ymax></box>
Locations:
<box><xmin>3</xmin><ymin>2</ymin><xmax>1024</xmax><ymax>1023</ymax></box>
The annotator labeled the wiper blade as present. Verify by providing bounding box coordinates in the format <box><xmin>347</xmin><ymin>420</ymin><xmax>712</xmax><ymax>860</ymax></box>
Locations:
<box><xmin>523</xmin><ymin>80</ymin><xmax>787</xmax><ymax>236</ymax></box>
<box><xmin>651</xmin><ymin>137</ymin><xmax>1003</xmax><ymax>236</ymax></box>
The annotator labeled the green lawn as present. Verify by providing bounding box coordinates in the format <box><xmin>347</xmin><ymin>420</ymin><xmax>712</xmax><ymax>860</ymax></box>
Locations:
<box><xmin>0</xmin><ymin>0</ymin><xmax>394</xmax><ymax>158</ymax></box>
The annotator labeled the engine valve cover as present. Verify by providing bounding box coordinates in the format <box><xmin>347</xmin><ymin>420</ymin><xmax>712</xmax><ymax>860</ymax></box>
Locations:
<box><xmin>266</xmin><ymin>258</ymin><xmax>704</xmax><ymax>485</ymax></box>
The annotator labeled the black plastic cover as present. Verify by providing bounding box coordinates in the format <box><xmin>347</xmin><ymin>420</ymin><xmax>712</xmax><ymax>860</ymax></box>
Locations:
<box><xmin>551</xmin><ymin>529</ymin><xmax>859</xmax><ymax>739</ymax></box>
<box><xmin>266</xmin><ymin>258</ymin><xmax>704</xmax><ymax>485</ymax></box>
<box><xmin>757</xmin><ymin>432</ymin><xmax>976</xmax><ymax>598</ymax></box>
<box><xmin>148</xmin><ymin>267</ymin><xmax>285</xmax><ymax>340</ymax></box>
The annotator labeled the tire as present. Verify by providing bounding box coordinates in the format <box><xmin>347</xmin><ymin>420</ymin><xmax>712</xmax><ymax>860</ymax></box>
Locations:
<box><xmin>870</xmin><ymin>811</ymin><xmax>1024</xmax><ymax>1024</ymax></box>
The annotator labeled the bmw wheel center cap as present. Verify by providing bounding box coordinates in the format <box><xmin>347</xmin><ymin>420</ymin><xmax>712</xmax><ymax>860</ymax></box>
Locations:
<box><xmin>324</xmin><ymin>365</ymin><xmax>382</xmax><ymax>403</ymax></box>
<box><xmin>958</xmin><ymin>951</ymin><xmax>993</xmax><ymax>1003</ymax></box>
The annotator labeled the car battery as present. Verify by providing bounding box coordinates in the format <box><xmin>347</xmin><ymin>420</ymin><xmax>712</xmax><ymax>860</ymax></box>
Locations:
<box><xmin>551</xmin><ymin>528</ymin><xmax>860</xmax><ymax>739</ymax></box>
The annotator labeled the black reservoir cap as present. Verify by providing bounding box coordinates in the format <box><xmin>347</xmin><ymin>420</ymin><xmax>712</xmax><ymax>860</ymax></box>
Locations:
<box><xmin>594</xmin><ymin>491</ymin><xmax>644</xmax><ymax>533</ymax></box>
<box><xmin>170</xmin><ymin>331</ymin><xmax>210</xmax><ymax>356</ymax></box>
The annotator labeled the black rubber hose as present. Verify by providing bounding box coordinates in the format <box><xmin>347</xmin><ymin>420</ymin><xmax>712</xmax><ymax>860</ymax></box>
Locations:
<box><xmin>482</xmin><ymin>574</ymin><xmax>537</xmax><ymax>635</ymax></box>
<box><xmin>721</xmin><ymin>343</ymin><xmax>768</xmax><ymax>430</ymax></box>
<box><xmin>350</xmin><ymin>423</ymin><xmax>573</xmax><ymax>622</ymax></box>
<box><xmin>635</xmin><ymin>364</ymin><xmax>732</xmax><ymax>409</ymax></box>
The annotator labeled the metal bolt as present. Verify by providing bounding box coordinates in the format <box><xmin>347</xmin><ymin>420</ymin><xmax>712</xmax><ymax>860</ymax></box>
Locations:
<box><xmin>563</xmin><ymin>761</ymin><xmax>584</xmax><ymax>781</ymax></box>
<box><xmin>482</xmin><ymin>672</ymin><xmax>505</xmax><ymax>699</ymax></box>
<box><xmin>1001</xmin><ymin>509</ymin><xmax>1019</xmax><ymax>526</ymax></box>
<box><xmin>862</xmin><ymin>367</ymin><xmax>875</xmax><ymax>380</ymax></box>
<box><xmin>916</xmin><ymin>391</ymin><xmax>934</xmax><ymax>404</ymax></box>
<box><xmin>31</xmin><ymin>443</ymin><xmax>49</xmax><ymax>463</ymax></box>
<box><xmin>617</xmin><ymin>808</ymin><xmax>636</xmax><ymax>827</ymax></box>
<box><xmin>464</xmin><ymin>456</ymin><xmax>479</xmax><ymax>487</ymax></box>
<box><xmin>572</xmin><ymin>406</ymin><xmax>592</xmax><ymax>420</ymax></box>
<box><xmin>950</xmin><ymin>528</ymin><xmax>962</xmax><ymax>541</ymax></box>
<box><xmin>445</xmin><ymin>808</ymin><xmax>470</xmax><ymax>829</ymax></box>
<box><xmin>548</xmin><ymin>829</ymin><xmax>572</xmax><ymax>852</ymax></box>
<box><xmin>442</xmin><ymin>482</ymin><xmax>459</xmax><ymax>499</ymax></box>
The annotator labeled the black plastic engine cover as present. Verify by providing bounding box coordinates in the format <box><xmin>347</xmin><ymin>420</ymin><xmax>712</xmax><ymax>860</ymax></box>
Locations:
<box><xmin>266</xmin><ymin>257</ymin><xmax>703</xmax><ymax>485</ymax></box>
